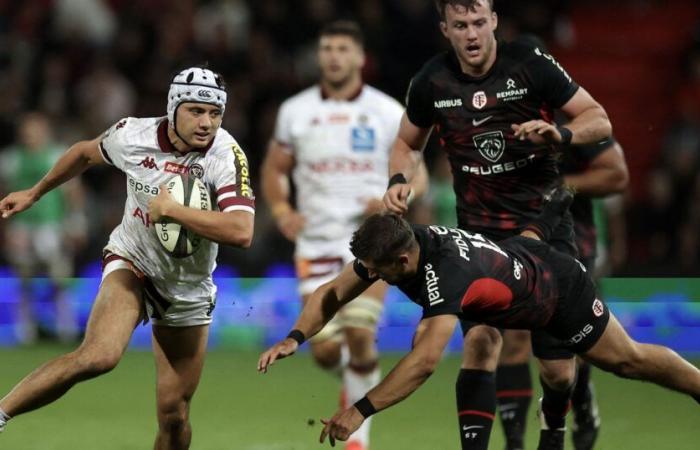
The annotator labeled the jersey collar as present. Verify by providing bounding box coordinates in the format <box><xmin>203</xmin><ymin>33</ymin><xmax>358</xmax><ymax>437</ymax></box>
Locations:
<box><xmin>157</xmin><ymin>119</ymin><xmax>215</xmax><ymax>154</ymax></box>
<box><xmin>320</xmin><ymin>84</ymin><xmax>364</xmax><ymax>102</ymax></box>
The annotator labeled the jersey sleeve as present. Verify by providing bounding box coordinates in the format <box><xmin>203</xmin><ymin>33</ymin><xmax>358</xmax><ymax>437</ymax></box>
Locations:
<box><xmin>353</xmin><ymin>259</ymin><xmax>379</xmax><ymax>283</ymax></box>
<box><xmin>210</xmin><ymin>140</ymin><xmax>256</xmax><ymax>214</ymax></box>
<box><xmin>404</xmin><ymin>70</ymin><xmax>435</xmax><ymax>129</ymax></box>
<box><xmin>99</xmin><ymin>118</ymin><xmax>131</xmax><ymax>171</ymax></box>
<box><xmin>527</xmin><ymin>48</ymin><xmax>580</xmax><ymax>109</ymax></box>
<box><xmin>382</xmin><ymin>97</ymin><xmax>405</xmax><ymax>146</ymax></box>
<box><xmin>272</xmin><ymin>100</ymin><xmax>294</xmax><ymax>154</ymax></box>
<box><xmin>421</xmin><ymin>255</ymin><xmax>473</xmax><ymax>319</ymax></box>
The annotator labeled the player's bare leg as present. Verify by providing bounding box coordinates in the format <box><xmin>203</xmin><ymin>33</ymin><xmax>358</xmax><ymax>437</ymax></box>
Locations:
<box><xmin>152</xmin><ymin>324</ymin><xmax>208</xmax><ymax>450</ymax></box>
<box><xmin>497</xmin><ymin>330</ymin><xmax>532</xmax><ymax>450</ymax></box>
<box><xmin>456</xmin><ymin>325</ymin><xmax>502</xmax><ymax>450</ymax></box>
<box><xmin>0</xmin><ymin>270</ymin><xmax>143</xmax><ymax>426</ymax></box>
<box><xmin>535</xmin><ymin>358</ymin><xmax>577</xmax><ymax>450</ymax></box>
<box><xmin>341</xmin><ymin>281</ymin><xmax>385</xmax><ymax>450</ymax></box>
<box><xmin>582</xmin><ymin>313</ymin><xmax>700</xmax><ymax>398</ymax></box>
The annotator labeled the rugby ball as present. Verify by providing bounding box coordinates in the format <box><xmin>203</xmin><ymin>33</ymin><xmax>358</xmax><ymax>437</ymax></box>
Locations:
<box><xmin>156</xmin><ymin>175</ymin><xmax>211</xmax><ymax>257</ymax></box>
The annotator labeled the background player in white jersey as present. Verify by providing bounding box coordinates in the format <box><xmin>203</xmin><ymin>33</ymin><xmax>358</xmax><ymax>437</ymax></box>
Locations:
<box><xmin>262</xmin><ymin>21</ymin><xmax>421</xmax><ymax>450</ymax></box>
<box><xmin>0</xmin><ymin>67</ymin><xmax>255</xmax><ymax>449</ymax></box>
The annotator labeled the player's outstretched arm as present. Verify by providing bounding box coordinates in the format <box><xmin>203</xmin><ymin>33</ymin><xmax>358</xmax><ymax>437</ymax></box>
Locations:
<box><xmin>384</xmin><ymin>113</ymin><xmax>432</xmax><ymax>215</ymax></box>
<box><xmin>0</xmin><ymin>137</ymin><xmax>104</xmax><ymax>219</ymax></box>
<box><xmin>556</xmin><ymin>87</ymin><xmax>612</xmax><ymax>146</ymax></box>
<box><xmin>257</xmin><ymin>263</ymin><xmax>373</xmax><ymax>373</ymax></box>
<box><xmin>319</xmin><ymin>314</ymin><xmax>457</xmax><ymax>446</ymax></box>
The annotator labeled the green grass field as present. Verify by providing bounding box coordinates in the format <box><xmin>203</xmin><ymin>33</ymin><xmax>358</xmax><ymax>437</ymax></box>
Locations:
<box><xmin>0</xmin><ymin>345</ymin><xmax>697</xmax><ymax>449</ymax></box>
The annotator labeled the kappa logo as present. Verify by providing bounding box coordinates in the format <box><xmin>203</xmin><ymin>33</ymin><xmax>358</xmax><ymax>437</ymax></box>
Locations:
<box><xmin>116</xmin><ymin>119</ymin><xmax>127</xmax><ymax>130</ymax></box>
<box><xmin>138</xmin><ymin>157</ymin><xmax>159</xmax><ymax>170</ymax></box>
<box><xmin>592</xmin><ymin>299</ymin><xmax>605</xmax><ymax>317</ymax></box>
<box><xmin>473</xmin><ymin>131</ymin><xmax>506</xmax><ymax>162</ymax></box>
<box><xmin>472</xmin><ymin>91</ymin><xmax>487</xmax><ymax>109</ymax></box>
<box><xmin>198</xmin><ymin>89</ymin><xmax>213</xmax><ymax>99</ymax></box>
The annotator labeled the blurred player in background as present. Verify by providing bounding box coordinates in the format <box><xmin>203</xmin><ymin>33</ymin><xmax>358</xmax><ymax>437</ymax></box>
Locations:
<box><xmin>0</xmin><ymin>67</ymin><xmax>255</xmax><ymax>450</ymax></box>
<box><xmin>383</xmin><ymin>1</ymin><xmax>613</xmax><ymax>449</ymax></box>
<box><xmin>262</xmin><ymin>20</ymin><xmax>424</xmax><ymax>450</ymax></box>
<box><xmin>0</xmin><ymin>112</ymin><xmax>86</xmax><ymax>344</ymax></box>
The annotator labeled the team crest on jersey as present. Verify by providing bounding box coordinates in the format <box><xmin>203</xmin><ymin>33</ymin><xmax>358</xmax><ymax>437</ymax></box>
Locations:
<box><xmin>592</xmin><ymin>299</ymin><xmax>605</xmax><ymax>317</ymax></box>
<box><xmin>189</xmin><ymin>163</ymin><xmax>204</xmax><ymax>179</ymax></box>
<box><xmin>473</xmin><ymin>131</ymin><xmax>505</xmax><ymax>163</ymax></box>
<box><xmin>472</xmin><ymin>91</ymin><xmax>487</xmax><ymax>109</ymax></box>
<box><xmin>351</xmin><ymin>127</ymin><xmax>376</xmax><ymax>152</ymax></box>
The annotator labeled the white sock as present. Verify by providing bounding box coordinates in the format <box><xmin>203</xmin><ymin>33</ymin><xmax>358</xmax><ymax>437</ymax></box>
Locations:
<box><xmin>0</xmin><ymin>408</ymin><xmax>10</xmax><ymax>432</ymax></box>
<box><xmin>328</xmin><ymin>344</ymin><xmax>350</xmax><ymax>379</ymax></box>
<box><xmin>344</xmin><ymin>363</ymin><xmax>380</xmax><ymax>447</ymax></box>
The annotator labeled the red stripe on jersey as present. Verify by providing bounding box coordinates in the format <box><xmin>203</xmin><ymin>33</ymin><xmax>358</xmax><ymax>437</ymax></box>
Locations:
<box><xmin>460</xmin><ymin>278</ymin><xmax>514</xmax><ymax>311</ymax></box>
<box><xmin>458</xmin><ymin>410</ymin><xmax>495</xmax><ymax>420</ymax></box>
<box><xmin>217</xmin><ymin>185</ymin><xmax>238</xmax><ymax>195</ymax></box>
<box><xmin>218</xmin><ymin>197</ymin><xmax>255</xmax><ymax>210</ymax></box>
<box><xmin>496</xmin><ymin>389</ymin><xmax>533</xmax><ymax>399</ymax></box>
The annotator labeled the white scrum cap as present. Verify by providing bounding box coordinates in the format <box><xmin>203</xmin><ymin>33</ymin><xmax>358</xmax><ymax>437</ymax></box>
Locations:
<box><xmin>167</xmin><ymin>67</ymin><xmax>227</xmax><ymax>125</ymax></box>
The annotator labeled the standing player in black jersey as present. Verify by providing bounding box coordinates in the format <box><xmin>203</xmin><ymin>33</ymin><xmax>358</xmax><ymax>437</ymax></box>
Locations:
<box><xmin>382</xmin><ymin>1</ymin><xmax>613</xmax><ymax>450</ymax></box>
<box><xmin>559</xmin><ymin>136</ymin><xmax>628</xmax><ymax>450</ymax></box>
<box><xmin>258</xmin><ymin>213</ymin><xmax>700</xmax><ymax>447</ymax></box>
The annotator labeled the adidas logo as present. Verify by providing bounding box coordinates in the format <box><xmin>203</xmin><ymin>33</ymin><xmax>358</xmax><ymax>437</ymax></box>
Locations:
<box><xmin>138</xmin><ymin>157</ymin><xmax>159</xmax><ymax>170</ymax></box>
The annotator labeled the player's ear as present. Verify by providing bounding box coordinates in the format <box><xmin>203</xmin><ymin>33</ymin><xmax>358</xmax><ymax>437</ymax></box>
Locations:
<box><xmin>439</xmin><ymin>20</ymin><xmax>449</xmax><ymax>39</ymax></box>
<box><xmin>491</xmin><ymin>11</ymin><xmax>498</xmax><ymax>31</ymax></box>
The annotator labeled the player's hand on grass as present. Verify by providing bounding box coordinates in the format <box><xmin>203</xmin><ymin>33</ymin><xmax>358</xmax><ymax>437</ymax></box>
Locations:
<box><xmin>0</xmin><ymin>189</ymin><xmax>39</xmax><ymax>219</ymax></box>
<box><xmin>148</xmin><ymin>184</ymin><xmax>178</xmax><ymax>222</ymax></box>
<box><xmin>319</xmin><ymin>406</ymin><xmax>364</xmax><ymax>447</ymax></box>
<box><xmin>383</xmin><ymin>184</ymin><xmax>412</xmax><ymax>215</ymax></box>
<box><xmin>257</xmin><ymin>338</ymin><xmax>299</xmax><ymax>373</ymax></box>
<box><xmin>511</xmin><ymin>120</ymin><xmax>562</xmax><ymax>145</ymax></box>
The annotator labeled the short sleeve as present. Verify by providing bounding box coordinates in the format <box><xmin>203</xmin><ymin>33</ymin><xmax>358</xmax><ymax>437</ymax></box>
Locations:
<box><xmin>353</xmin><ymin>259</ymin><xmax>379</xmax><ymax>282</ymax></box>
<box><xmin>210</xmin><ymin>140</ymin><xmax>256</xmax><ymax>214</ymax></box>
<box><xmin>405</xmin><ymin>71</ymin><xmax>435</xmax><ymax>129</ymax></box>
<box><xmin>420</xmin><ymin>256</ymin><xmax>472</xmax><ymax>319</ymax></box>
<box><xmin>528</xmin><ymin>48</ymin><xmax>580</xmax><ymax>109</ymax></box>
<box><xmin>99</xmin><ymin>118</ymin><xmax>131</xmax><ymax>171</ymax></box>
<box><xmin>273</xmin><ymin>101</ymin><xmax>294</xmax><ymax>153</ymax></box>
<box><xmin>381</xmin><ymin>97</ymin><xmax>405</xmax><ymax>146</ymax></box>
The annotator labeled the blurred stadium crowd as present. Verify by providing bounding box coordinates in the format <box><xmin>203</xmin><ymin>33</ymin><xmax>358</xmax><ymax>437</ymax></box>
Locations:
<box><xmin>0</xmin><ymin>0</ymin><xmax>698</xmax><ymax>277</ymax></box>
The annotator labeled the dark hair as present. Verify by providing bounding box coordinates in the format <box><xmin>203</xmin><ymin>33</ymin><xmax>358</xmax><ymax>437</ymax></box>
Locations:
<box><xmin>350</xmin><ymin>213</ymin><xmax>416</xmax><ymax>265</ymax></box>
<box><xmin>433</xmin><ymin>0</ymin><xmax>494</xmax><ymax>20</ymax></box>
<box><xmin>319</xmin><ymin>20</ymin><xmax>364</xmax><ymax>47</ymax></box>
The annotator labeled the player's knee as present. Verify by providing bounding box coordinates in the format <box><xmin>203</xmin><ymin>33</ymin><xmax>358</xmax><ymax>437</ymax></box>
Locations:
<box><xmin>345</xmin><ymin>328</ymin><xmax>377</xmax><ymax>364</ymax></box>
<box><xmin>464</xmin><ymin>326</ymin><xmax>502</xmax><ymax>364</ymax></box>
<box><xmin>157</xmin><ymin>400</ymin><xmax>189</xmax><ymax>433</ymax></box>
<box><xmin>311</xmin><ymin>344</ymin><xmax>341</xmax><ymax>370</ymax></box>
<box><xmin>540</xmin><ymin>361</ymin><xmax>576</xmax><ymax>390</ymax></box>
<box><xmin>74</xmin><ymin>348</ymin><xmax>121</xmax><ymax>378</ymax></box>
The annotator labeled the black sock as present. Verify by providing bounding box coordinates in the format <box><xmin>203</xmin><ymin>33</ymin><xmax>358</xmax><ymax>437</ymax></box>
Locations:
<box><xmin>496</xmin><ymin>363</ymin><xmax>532</xmax><ymax>449</ymax></box>
<box><xmin>456</xmin><ymin>369</ymin><xmax>496</xmax><ymax>450</ymax></box>
<box><xmin>571</xmin><ymin>361</ymin><xmax>592</xmax><ymax>408</ymax></box>
<box><xmin>540</xmin><ymin>377</ymin><xmax>574</xmax><ymax>430</ymax></box>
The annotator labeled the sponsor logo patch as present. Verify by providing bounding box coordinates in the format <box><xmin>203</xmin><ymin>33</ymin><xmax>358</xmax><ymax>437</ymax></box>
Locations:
<box><xmin>434</xmin><ymin>98</ymin><xmax>463</xmax><ymax>109</ymax></box>
<box><xmin>198</xmin><ymin>89</ymin><xmax>213</xmax><ymax>99</ymax></box>
<box><xmin>351</xmin><ymin>127</ymin><xmax>376</xmax><ymax>151</ymax></box>
<box><xmin>164</xmin><ymin>161</ymin><xmax>188</xmax><ymax>175</ymax></box>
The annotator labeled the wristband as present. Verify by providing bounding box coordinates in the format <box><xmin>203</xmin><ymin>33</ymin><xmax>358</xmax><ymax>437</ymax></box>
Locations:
<box><xmin>354</xmin><ymin>396</ymin><xmax>377</xmax><ymax>418</ymax></box>
<box><xmin>557</xmin><ymin>126</ymin><xmax>573</xmax><ymax>146</ymax></box>
<box><xmin>286</xmin><ymin>329</ymin><xmax>306</xmax><ymax>345</ymax></box>
<box><xmin>387</xmin><ymin>173</ymin><xmax>408</xmax><ymax>189</ymax></box>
